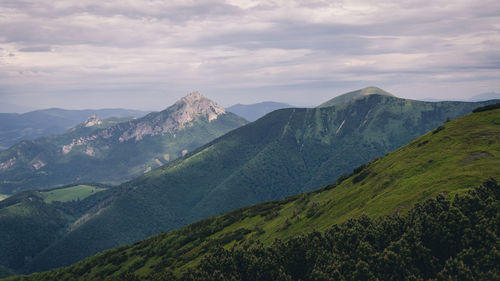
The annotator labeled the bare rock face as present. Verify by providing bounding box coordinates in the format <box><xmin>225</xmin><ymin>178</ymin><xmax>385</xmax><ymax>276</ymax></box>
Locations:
<box><xmin>61</xmin><ymin>92</ymin><xmax>228</xmax><ymax>155</ymax></box>
<box><xmin>175</xmin><ymin>92</ymin><xmax>226</xmax><ymax>123</ymax></box>
<box><xmin>0</xmin><ymin>157</ymin><xmax>16</xmax><ymax>170</ymax></box>
<box><xmin>84</xmin><ymin>115</ymin><xmax>103</xmax><ymax>127</ymax></box>
<box><xmin>119</xmin><ymin>92</ymin><xmax>226</xmax><ymax>142</ymax></box>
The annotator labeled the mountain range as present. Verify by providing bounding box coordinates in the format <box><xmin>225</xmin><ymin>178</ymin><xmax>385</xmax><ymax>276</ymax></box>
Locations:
<box><xmin>9</xmin><ymin>101</ymin><xmax>500</xmax><ymax>280</ymax></box>
<box><xmin>227</xmin><ymin>101</ymin><xmax>293</xmax><ymax>121</ymax></box>
<box><xmin>469</xmin><ymin>92</ymin><xmax>500</xmax><ymax>101</ymax></box>
<box><xmin>0</xmin><ymin>92</ymin><xmax>248</xmax><ymax>194</ymax></box>
<box><xmin>0</xmin><ymin>108</ymin><xmax>147</xmax><ymax>151</ymax></box>
<box><xmin>3</xmin><ymin>87</ymin><xmax>498</xmax><ymax>275</ymax></box>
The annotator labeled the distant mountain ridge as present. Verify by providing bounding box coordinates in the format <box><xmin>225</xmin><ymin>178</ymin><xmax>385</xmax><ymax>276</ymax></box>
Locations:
<box><xmin>0</xmin><ymin>92</ymin><xmax>247</xmax><ymax>193</ymax></box>
<box><xmin>0</xmin><ymin>108</ymin><xmax>148</xmax><ymax>151</ymax></box>
<box><xmin>469</xmin><ymin>92</ymin><xmax>500</xmax><ymax>101</ymax></box>
<box><xmin>227</xmin><ymin>101</ymin><xmax>293</xmax><ymax>121</ymax></box>
<box><xmin>20</xmin><ymin>88</ymin><xmax>500</xmax><ymax>273</ymax></box>
<box><xmin>0</xmin><ymin>102</ymin><xmax>35</xmax><ymax>114</ymax></box>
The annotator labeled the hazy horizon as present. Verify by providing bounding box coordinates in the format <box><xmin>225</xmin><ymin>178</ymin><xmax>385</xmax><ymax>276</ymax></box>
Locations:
<box><xmin>1</xmin><ymin>1</ymin><xmax>499</xmax><ymax>111</ymax></box>
<box><xmin>1</xmin><ymin>86</ymin><xmax>500</xmax><ymax>113</ymax></box>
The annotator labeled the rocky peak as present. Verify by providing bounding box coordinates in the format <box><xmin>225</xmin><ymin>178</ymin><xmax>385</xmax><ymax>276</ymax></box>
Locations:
<box><xmin>84</xmin><ymin>115</ymin><xmax>103</xmax><ymax>127</ymax></box>
<box><xmin>171</xmin><ymin>91</ymin><xmax>226</xmax><ymax>123</ymax></box>
<box><xmin>179</xmin><ymin>91</ymin><xmax>205</xmax><ymax>104</ymax></box>
<box><xmin>118</xmin><ymin>92</ymin><xmax>227</xmax><ymax>142</ymax></box>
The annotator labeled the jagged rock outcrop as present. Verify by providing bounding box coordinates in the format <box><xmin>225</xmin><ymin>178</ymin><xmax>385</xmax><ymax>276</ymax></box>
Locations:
<box><xmin>118</xmin><ymin>92</ymin><xmax>226</xmax><ymax>142</ymax></box>
<box><xmin>83</xmin><ymin>115</ymin><xmax>103</xmax><ymax>127</ymax></box>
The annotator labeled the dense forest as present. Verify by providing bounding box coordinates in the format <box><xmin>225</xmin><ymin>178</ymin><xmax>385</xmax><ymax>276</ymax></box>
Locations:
<box><xmin>178</xmin><ymin>179</ymin><xmax>500</xmax><ymax>280</ymax></box>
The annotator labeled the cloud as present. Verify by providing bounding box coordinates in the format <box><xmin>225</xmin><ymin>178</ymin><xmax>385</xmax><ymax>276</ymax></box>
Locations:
<box><xmin>0</xmin><ymin>0</ymin><xmax>499</xmax><ymax>110</ymax></box>
<box><xmin>18</xmin><ymin>46</ymin><xmax>52</xmax><ymax>52</ymax></box>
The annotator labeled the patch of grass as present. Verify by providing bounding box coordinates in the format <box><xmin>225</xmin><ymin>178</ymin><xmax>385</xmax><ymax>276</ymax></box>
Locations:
<box><xmin>41</xmin><ymin>185</ymin><xmax>107</xmax><ymax>203</ymax></box>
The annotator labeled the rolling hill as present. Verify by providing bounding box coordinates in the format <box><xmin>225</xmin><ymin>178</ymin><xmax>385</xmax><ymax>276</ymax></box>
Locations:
<box><xmin>0</xmin><ymin>108</ymin><xmax>147</xmax><ymax>151</ymax></box>
<box><xmin>19</xmin><ymin>88</ymin><xmax>499</xmax><ymax>273</ymax></box>
<box><xmin>0</xmin><ymin>92</ymin><xmax>248</xmax><ymax>194</ymax></box>
<box><xmin>11</xmin><ymin>103</ymin><xmax>500</xmax><ymax>280</ymax></box>
<box><xmin>317</xmin><ymin>86</ymin><xmax>394</xmax><ymax>108</ymax></box>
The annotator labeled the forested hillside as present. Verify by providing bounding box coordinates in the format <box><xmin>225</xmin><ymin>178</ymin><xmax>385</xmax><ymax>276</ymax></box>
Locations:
<box><xmin>183</xmin><ymin>180</ymin><xmax>499</xmax><ymax>280</ymax></box>
<box><xmin>9</xmin><ymin>106</ymin><xmax>499</xmax><ymax>280</ymax></box>
<box><xmin>0</xmin><ymin>184</ymin><xmax>111</xmax><ymax>274</ymax></box>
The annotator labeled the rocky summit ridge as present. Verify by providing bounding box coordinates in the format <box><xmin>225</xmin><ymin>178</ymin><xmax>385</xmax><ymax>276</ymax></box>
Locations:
<box><xmin>62</xmin><ymin>92</ymin><xmax>227</xmax><ymax>153</ymax></box>
<box><xmin>171</xmin><ymin>91</ymin><xmax>226</xmax><ymax>124</ymax></box>
<box><xmin>83</xmin><ymin>115</ymin><xmax>103</xmax><ymax>127</ymax></box>
<box><xmin>118</xmin><ymin>92</ymin><xmax>226</xmax><ymax>142</ymax></box>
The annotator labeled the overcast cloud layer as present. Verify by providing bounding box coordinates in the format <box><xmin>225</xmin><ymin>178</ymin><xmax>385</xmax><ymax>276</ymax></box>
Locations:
<box><xmin>1</xmin><ymin>0</ymin><xmax>499</xmax><ymax>110</ymax></box>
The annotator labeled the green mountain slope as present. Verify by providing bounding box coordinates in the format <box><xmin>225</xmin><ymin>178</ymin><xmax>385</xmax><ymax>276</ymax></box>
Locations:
<box><xmin>0</xmin><ymin>108</ymin><xmax>147</xmax><ymax>151</ymax></box>
<box><xmin>318</xmin><ymin>86</ymin><xmax>394</xmax><ymax>108</ymax></box>
<box><xmin>12</xmin><ymin>105</ymin><xmax>500</xmax><ymax>280</ymax></box>
<box><xmin>22</xmin><ymin>91</ymin><xmax>499</xmax><ymax>273</ymax></box>
<box><xmin>183</xmin><ymin>181</ymin><xmax>499</xmax><ymax>280</ymax></box>
<box><xmin>0</xmin><ymin>184</ymin><xmax>110</xmax><ymax>274</ymax></box>
<box><xmin>0</xmin><ymin>93</ymin><xmax>248</xmax><ymax>194</ymax></box>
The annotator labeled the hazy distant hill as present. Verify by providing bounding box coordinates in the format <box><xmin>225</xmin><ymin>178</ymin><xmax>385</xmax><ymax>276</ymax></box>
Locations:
<box><xmin>0</xmin><ymin>102</ymin><xmax>34</xmax><ymax>114</ymax></box>
<box><xmin>16</xmin><ymin>103</ymin><xmax>500</xmax><ymax>280</ymax></box>
<box><xmin>469</xmin><ymin>92</ymin><xmax>500</xmax><ymax>101</ymax></box>
<box><xmin>227</xmin><ymin>101</ymin><xmax>292</xmax><ymax>121</ymax></box>
<box><xmin>20</xmin><ymin>87</ymin><xmax>499</xmax><ymax>273</ymax></box>
<box><xmin>0</xmin><ymin>108</ymin><xmax>148</xmax><ymax>151</ymax></box>
<box><xmin>0</xmin><ymin>93</ymin><xmax>247</xmax><ymax>194</ymax></box>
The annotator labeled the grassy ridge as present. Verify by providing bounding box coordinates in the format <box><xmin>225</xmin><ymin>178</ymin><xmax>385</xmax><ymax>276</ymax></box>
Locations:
<box><xmin>13</xmin><ymin>108</ymin><xmax>500</xmax><ymax>280</ymax></box>
<box><xmin>183</xmin><ymin>181</ymin><xmax>499</xmax><ymax>280</ymax></box>
<box><xmin>317</xmin><ymin>86</ymin><xmax>394</xmax><ymax>107</ymax></box>
<box><xmin>41</xmin><ymin>185</ymin><xmax>107</xmax><ymax>203</ymax></box>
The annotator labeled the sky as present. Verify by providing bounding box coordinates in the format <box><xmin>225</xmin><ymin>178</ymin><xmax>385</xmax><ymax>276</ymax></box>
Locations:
<box><xmin>0</xmin><ymin>0</ymin><xmax>499</xmax><ymax>111</ymax></box>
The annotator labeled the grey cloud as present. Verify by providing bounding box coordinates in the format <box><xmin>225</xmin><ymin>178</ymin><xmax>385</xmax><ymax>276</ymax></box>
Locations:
<box><xmin>194</xmin><ymin>22</ymin><xmax>366</xmax><ymax>52</ymax></box>
<box><xmin>0</xmin><ymin>0</ymin><xmax>499</xmax><ymax>110</ymax></box>
<box><xmin>2</xmin><ymin>0</ymin><xmax>242</xmax><ymax>22</ymax></box>
<box><xmin>18</xmin><ymin>46</ymin><xmax>52</xmax><ymax>52</ymax></box>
